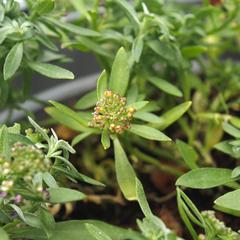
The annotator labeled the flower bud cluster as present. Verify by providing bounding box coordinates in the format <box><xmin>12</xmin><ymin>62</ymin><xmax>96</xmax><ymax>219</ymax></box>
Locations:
<box><xmin>89</xmin><ymin>90</ymin><xmax>136</xmax><ymax>134</ymax></box>
<box><xmin>0</xmin><ymin>142</ymin><xmax>49</xmax><ymax>195</ymax></box>
<box><xmin>200</xmin><ymin>211</ymin><xmax>239</xmax><ymax>239</ymax></box>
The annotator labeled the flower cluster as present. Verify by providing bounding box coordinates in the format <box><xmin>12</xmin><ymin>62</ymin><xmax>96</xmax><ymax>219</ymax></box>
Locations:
<box><xmin>199</xmin><ymin>211</ymin><xmax>240</xmax><ymax>239</ymax></box>
<box><xmin>89</xmin><ymin>90</ymin><xmax>136</xmax><ymax>134</ymax></box>
<box><xmin>0</xmin><ymin>142</ymin><xmax>49</xmax><ymax>195</ymax></box>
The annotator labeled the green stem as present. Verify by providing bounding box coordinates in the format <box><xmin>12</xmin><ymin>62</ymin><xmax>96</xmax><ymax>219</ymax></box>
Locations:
<box><xmin>133</xmin><ymin>148</ymin><xmax>183</xmax><ymax>177</ymax></box>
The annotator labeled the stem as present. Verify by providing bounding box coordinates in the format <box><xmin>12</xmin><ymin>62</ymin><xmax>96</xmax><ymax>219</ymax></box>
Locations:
<box><xmin>133</xmin><ymin>148</ymin><xmax>183</xmax><ymax>177</ymax></box>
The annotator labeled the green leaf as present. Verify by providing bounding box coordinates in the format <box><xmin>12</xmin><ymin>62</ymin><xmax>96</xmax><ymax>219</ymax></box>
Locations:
<box><xmin>44</xmin><ymin>17</ymin><xmax>100</xmax><ymax>37</ymax></box>
<box><xmin>29</xmin><ymin>62</ymin><xmax>74</xmax><ymax>79</ymax></box>
<box><xmin>39</xmin><ymin>208</ymin><xmax>55</xmax><ymax>238</ymax></box>
<box><xmin>0</xmin><ymin>125</ymin><xmax>10</xmax><ymax>158</ymax></box>
<box><xmin>49</xmin><ymin>101</ymin><xmax>88</xmax><ymax>127</ymax></box>
<box><xmin>72</xmin><ymin>132</ymin><xmax>93</xmax><ymax>146</ymax></box>
<box><xmin>181</xmin><ymin>45</ymin><xmax>207</xmax><ymax>59</ymax></box>
<box><xmin>43</xmin><ymin>172</ymin><xmax>58</xmax><ymax>188</ymax></box>
<box><xmin>101</xmin><ymin>129</ymin><xmax>110</xmax><ymax>150</ymax></box>
<box><xmin>97</xmin><ymin>70</ymin><xmax>108</xmax><ymax>100</ymax></box>
<box><xmin>86</xmin><ymin>223</ymin><xmax>113</xmax><ymax>240</ymax></box>
<box><xmin>109</xmin><ymin>47</ymin><xmax>130</xmax><ymax>96</ymax></box>
<box><xmin>222</xmin><ymin>122</ymin><xmax>240</xmax><ymax>138</ymax></box>
<box><xmin>75</xmin><ymin>90</ymin><xmax>97</xmax><ymax>110</ymax></box>
<box><xmin>215</xmin><ymin>189</ymin><xmax>240</xmax><ymax>212</ymax></box>
<box><xmin>214</xmin><ymin>141</ymin><xmax>238</xmax><ymax>158</ymax></box>
<box><xmin>0</xmin><ymin>26</ymin><xmax>13</xmax><ymax>44</ymax></box>
<box><xmin>0</xmin><ymin>227</ymin><xmax>9</xmax><ymax>240</ymax></box>
<box><xmin>131</xmin><ymin>36</ymin><xmax>143</xmax><ymax>63</ymax></box>
<box><xmin>45</xmin><ymin>107</ymin><xmax>88</xmax><ymax>132</ymax></box>
<box><xmin>176</xmin><ymin>140</ymin><xmax>198</xmax><ymax>169</ymax></box>
<box><xmin>114</xmin><ymin>0</ymin><xmax>140</xmax><ymax>32</ymax></box>
<box><xmin>3</xmin><ymin>42</ymin><xmax>23</xmax><ymax>80</ymax></box>
<box><xmin>136</xmin><ymin>178</ymin><xmax>153</xmax><ymax>218</ymax></box>
<box><xmin>16</xmin><ymin>220</ymin><xmax>144</xmax><ymax>240</ymax></box>
<box><xmin>148</xmin><ymin>77</ymin><xmax>182</xmax><ymax>97</ymax></box>
<box><xmin>155</xmin><ymin>101</ymin><xmax>192</xmax><ymax>130</ymax></box>
<box><xmin>73</xmin><ymin>37</ymin><xmax>112</xmax><ymax>58</ymax></box>
<box><xmin>129</xmin><ymin>124</ymin><xmax>171</xmax><ymax>142</ymax></box>
<box><xmin>127</xmin><ymin>101</ymin><xmax>149</xmax><ymax>110</ymax></box>
<box><xmin>28</xmin><ymin>117</ymin><xmax>50</xmax><ymax>142</ymax></box>
<box><xmin>147</xmin><ymin>40</ymin><xmax>180</xmax><ymax>66</ymax></box>
<box><xmin>176</xmin><ymin>168</ymin><xmax>233</xmax><ymax>189</ymax></box>
<box><xmin>34</xmin><ymin>0</ymin><xmax>55</xmax><ymax>15</ymax></box>
<box><xmin>48</xmin><ymin>187</ymin><xmax>86</xmax><ymax>203</ymax></box>
<box><xmin>69</xmin><ymin>0</ymin><xmax>90</xmax><ymax>18</ymax></box>
<box><xmin>133</xmin><ymin>112</ymin><xmax>162</xmax><ymax>124</ymax></box>
<box><xmin>114</xmin><ymin>138</ymin><xmax>137</xmax><ymax>200</ymax></box>
<box><xmin>10</xmin><ymin>204</ymin><xmax>42</xmax><ymax>229</ymax></box>
<box><xmin>232</xmin><ymin>166</ymin><xmax>240</xmax><ymax>178</ymax></box>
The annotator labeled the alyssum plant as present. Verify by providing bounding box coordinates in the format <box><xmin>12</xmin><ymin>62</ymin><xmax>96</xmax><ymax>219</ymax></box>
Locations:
<box><xmin>1</xmin><ymin>0</ymin><xmax>240</xmax><ymax>239</ymax></box>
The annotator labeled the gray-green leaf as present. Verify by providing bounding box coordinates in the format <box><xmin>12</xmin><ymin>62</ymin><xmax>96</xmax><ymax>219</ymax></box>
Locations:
<box><xmin>148</xmin><ymin>76</ymin><xmax>182</xmax><ymax>97</ymax></box>
<box><xmin>176</xmin><ymin>168</ymin><xmax>233</xmax><ymax>189</ymax></box>
<box><xmin>114</xmin><ymin>138</ymin><xmax>137</xmax><ymax>200</ymax></box>
<box><xmin>29</xmin><ymin>62</ymin><xmax>74</xmax><ymax>79</ymax></box>
<box><xmin>129</xmin><ymin>124</ymin><xmax>171</xmax><ymax>142</ymax></box>
<box><xmin>109</xmin><ymin>47</ymin><xmax>130</xmax><ymax>96</ymax></box>
<box><xmin>3</xmin><ymin>42</ymin><xmax>23</xmax><ymax>80</ymax></box>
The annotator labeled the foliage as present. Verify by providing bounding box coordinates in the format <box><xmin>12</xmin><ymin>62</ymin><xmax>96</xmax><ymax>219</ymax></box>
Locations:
<box><xmin>1</xmin><ymin>0</ymin><xmax>240</xmax><ymax>239</ymax></box>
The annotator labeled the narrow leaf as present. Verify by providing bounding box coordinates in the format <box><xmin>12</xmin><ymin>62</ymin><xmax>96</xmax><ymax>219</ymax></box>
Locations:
<box><xmin>155</xmin><ymin>101</ymin><xmax>192</xmax><ymax>130</ymax></box>
<box><xmin>129</xmin><ymin>124</ymin><xmax>171</xmax><ymax>141</ymax></box>
<box><xmin>133</xmin><ymin>112</ymin><xmax>162</xmax><ymax>124</ymax></box>
<box><xmin>101</xmin><ymin>129</ymin><xmax>110</xmax><ymax>150</ymax></box>
<box><xmin>97</xmin><ymin>70</ymin><xmax>108</xmax><ymax>100</ymax></box>
<box><xmin>136</xmin><ymin>178</ymin><xmax>153</xmax><ymax>218</ymax></box>
<box><xmin>215</xmin><ymin>189</ymin><xmax>240</xmax><ymax>212</ymax></box>
<box><xmin>176</xmin><ymin>168</ymin><xmax>233</xmax><ymax>189</ymax></box>
<box><xmin>127</xmin><ymin>101</ymin><xmax>149</xmax><ymax>111</ymax></box>
<box><xmin>48</xmin><ymin>187</ymin><xmax>86</xmax><ymax>203</ymax></box>
<box><xmin>75</xmin><ymin>90</ymin><xmax>97</xmax><ymax>110</ymax></box>
<box><xmin>109</xmin><ymin>47</ymin><xmax>129</xmax><ymax>96</ymax></box>
<box><xmin>148</xmin><ymin>76</ymin><xmax>182</xmax><ymax>97</ymax></box>
<box><xmin>222</xmin><ymin>122</ymin><xmax>240</xmax><ymax>138</ymax></box>
<box><xmin>176</xmin><ymin>140</ymin><xmax>198</xmax><ymax>169</ymax></box>
<box><xmin>4</xmin><ymin>42</ymin><xmax>23</xmax><ymax>80</ymax></box>
<box><xmin>114</xmin><ymin>138</ymin><xmax>137</xmax><ymax>200</ymax></box>
<box><xmin>29</xmin><ymin>62</ymin><xmax>74</xmax><ymax>79</ymax></box>
<box><xmin>114</xmin><ymin>0</ymin><xmax>140</xmax><ymax>32</ymax></box>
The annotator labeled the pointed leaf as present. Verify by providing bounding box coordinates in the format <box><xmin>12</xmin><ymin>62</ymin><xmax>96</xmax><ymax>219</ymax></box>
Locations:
<box><xmin>136</xmin><ymin>178</ymin><xmax>153</xmax><ymax>218</ymax></box>
<box><xmin>114</xmin><ymin>0</ymin><xmax>140</xmax><ymax>32</ymax></box>
<box><xmin>75</xmin><ymin>90</ymin><xmax>97</xmax><ymax>110</ymax></box>
<box><xmin>29</xmin><ymin>62</ymin><xmax>74</xmax><ymax>79</ymax></box>
<box><xmin>215</xmin><ymin>189</ymin><xmax>240</xmax><ymax>212</ymax></box>
<box><xmin>176</xmin><ymin>140</ymin><xmax>198</xmax><ymax>169</ymax></box>
<box><xmin>47</xmin><ymin>187</ymin><xmax>86</xmax><ymax>203</ymax></box>
<box><xmin>97</xmin><ymin>70</ymin><xmax>108</xmax><ymax>100</ymax></box>
<box><xmin>129</xmin><ymin>124</ymin><xmax>171</xmax><ymax>141</ymax></box>
<box><xmin>101</xmin><ymin>129</ymin><xmax>110</xmax><ymax>150</ymax></box>
<box><xmin>4</xmin><ymin>42</ymin><xmax>23</xmax><ymax>80</ymax></box>
<box><xmin>109</xmin><ymin>47</ymin><xmax>129</xmax><ymax>96</ymax></box>
<box><xmin>222</xmin><ymin>122</ymin><xmax>240</xmax><ymax>138</ymax></box>
<box><xmin>127</xmin><ymin>101</ymin><xmax>149</xmax><ymax>111</ymax></box>
<box><xmin>114</xmin><ymin>138</ymin><xmax>137</xmax><ymax>200</ymax></box>
<box><xmin>148</xmin><ymin>76</ymin><xmax>182</xmax><ymax>97</ymax></box>
<box><xmin>176</xmin><ymin>168</ymin><xmax>233</xmax><ymax>189</ymax></box>
<box><xmin>155</xmin><ymin>101</ymin><xmax>192</xmax><ymax>130</ymax></box>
